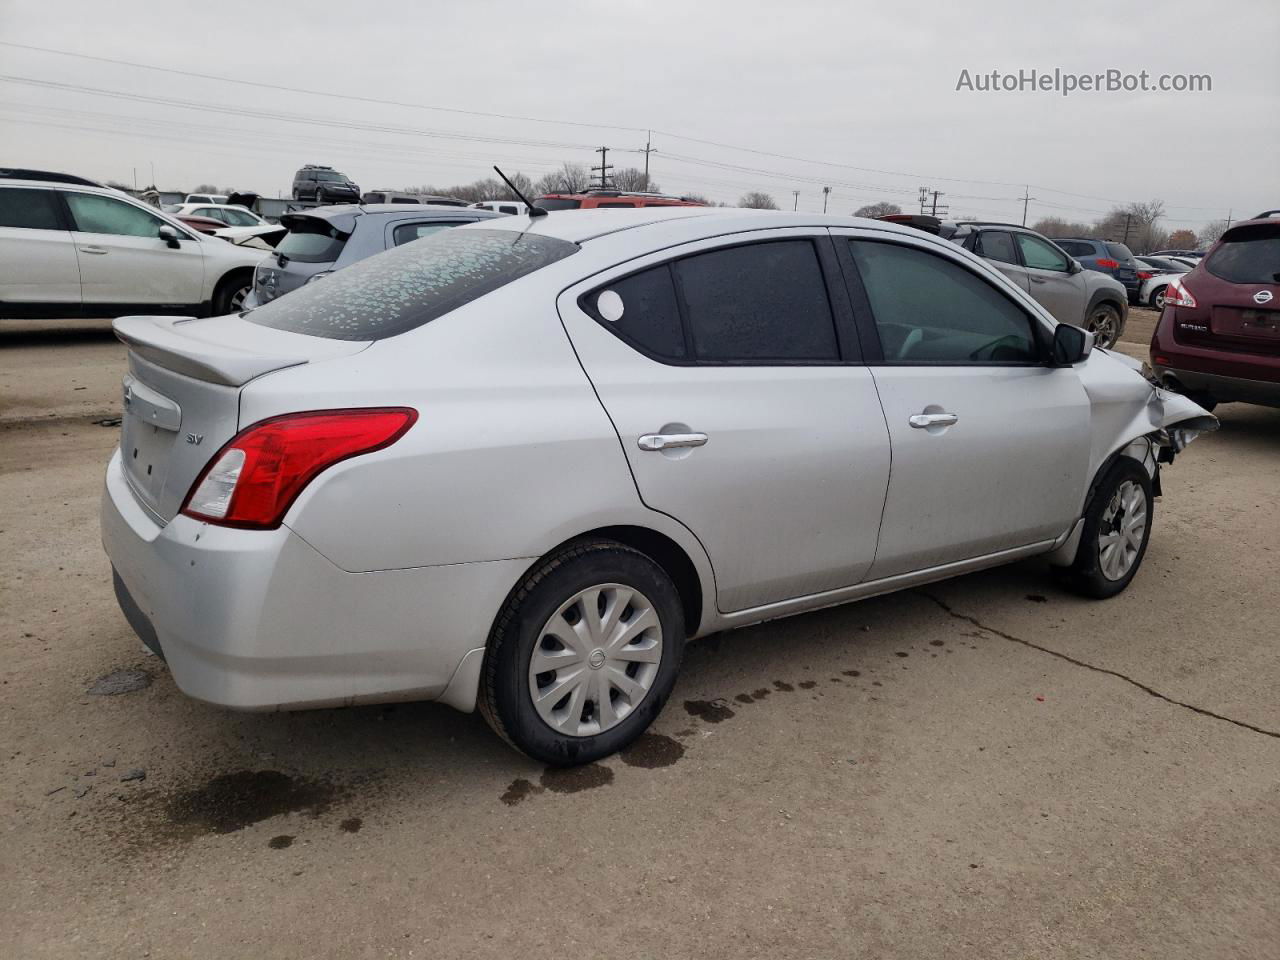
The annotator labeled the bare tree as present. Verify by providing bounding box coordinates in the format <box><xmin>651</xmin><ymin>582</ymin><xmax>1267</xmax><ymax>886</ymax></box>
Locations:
<box><xmin>534</xmin><ymin>163</ymin><xmax>592</xmax><ymax>196</ymax></box>
<box><xmin>681</xmin><ymin>192</ymin><xmax>711</xmax><ymax>206</ymax></box>
<box><xmin>611</xmin><ymin>167</ymin><xmax>660</xmax><ymax>193</ymax></box>
<box><xmin>738</xmin><ymin>191</ymin><xmax>779</xmax><ymax>210</ymax></box>
<box><xmin>1199</xmin><ymin>220</ymin><xmax>1229</xmax><ymax>248</ymax></box>
<box><xmin>853</xmin><ymin>202</ymin><xmax>902</xmax><ymax>218</ymax></box>
<box><xmin>191</xmin><ymin>183</ymin><xmax>219</xmax><ymax>194</ymax></box>
<box><xmin>1031</xmin><ymin>217</ymin><xmax>1092</xmax><ymax>238</ymax></box>
<box><xmin>1165</xmin><ymin>229</ymin><xmax>1197</xmax><ymax>250</ymax></box>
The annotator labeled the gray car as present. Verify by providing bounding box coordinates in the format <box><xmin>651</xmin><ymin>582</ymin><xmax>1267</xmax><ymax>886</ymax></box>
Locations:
<box><xmin>243</xmin><ymin>204</ymin><xmax>499</xmax><ymax>308</ymax></box>
<box><xmin>881</xmin><ymin>217</ymin><xmax>1129</xmax><ymax>349</ymax></box>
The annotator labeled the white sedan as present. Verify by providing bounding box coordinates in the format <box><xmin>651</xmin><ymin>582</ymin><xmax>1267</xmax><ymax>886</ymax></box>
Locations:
<box><xmin>165</xmin><ymin>202</ymin><xmax>281</xmax><ymax>244</ymax></box>
<box><xmin>101</xmin><ymin>208</ymin><xmax>1216</xmax><ymax>764</ymax></box>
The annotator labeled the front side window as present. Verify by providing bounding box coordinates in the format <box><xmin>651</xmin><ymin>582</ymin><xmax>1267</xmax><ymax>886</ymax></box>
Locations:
<box><xmin>249</xmin><ymin>228</ymin><xmax>578</xmax><ymax>341</ymax></box>
<box><xmin>1205</xmin><ymin>224</ymin><xmax>1280</xmax><ymax>284</ymax></box>
<box><xmin>0</xmin><ymin>188</ymin><xmax>63</xmax><ymax>230</ymax></box>
<box><xmin>194</xmin><ymin>207</ymin><xmax>227</xmax><ymax>223</ymax></box>
<box><xmin>848</xmin><ymin>240</ymin><xmax>1038</xmax><ymax>364</ymax></box>
<box><xmin>391</xmin><ymin>221</ymin><xmax>459</xmax><ymax>246</ymax></box>
<box><xmin>674</xmin><ymin>240</ymin><xmax>839</xmax><ymax>362</ymax></box>
<box><xmin>1016</xmin><ymin>233</ymin><xmax>1070</xmax><ymax>271</ymax></box>
<box><xmin>220</xmin><ymin>208</ymin><xmax>259</xmax><ymax>226</ymax></box>
<box><xmin>65</xmin><ymin>193</ymin><xmax>167</xmax><ymax>238</ymax></box>
<box><xmin>976</xmin><ymin>231</ymin><xmax>1018</xmax><ymax>264</ymax></box>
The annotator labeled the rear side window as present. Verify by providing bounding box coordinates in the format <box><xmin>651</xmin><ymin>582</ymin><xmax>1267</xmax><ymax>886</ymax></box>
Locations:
<box><xmin>1056</xmin><ymin>240</ymin><xmax>1092</xmax><ymax>256</ymax></box>
<box><xmin>587</xmin><ymin>265</ymin><xmax>686</xmax><ymax>360</ymax></box>
<box><xmin>1105</xmin><ymin>242</ymin><xmax>1135</xmax><ymax>260</ymax></box>
<box><xmin>597</xmin><ymin>202</ymin><xmax>636</xmax><ymax>208</ymax></box>
<box><xmin>275</xmin><ymin>218</ymin><xmax>349</xmax><ymax>263</ymax></box>
<box><xmin>976</xmin><ymin>231</ymin><xmax>1017</xmax><ymax>264</ymax></box>
<box><xmin>499</xmin><ymin>205</ymin><xmax>517</xmax><ymax>215</ymax></box>
<box><xmin>391</xmin><ymin>221</ymin><xmax>460</xmax><ymax>246</ymax></box>
<box><xmin>0</xmin><ymin>188</ymin><xmax>63</xmax><ymax>229</ymax></box>
<box><xmin>248</xmin><ymin>228</ymin><xmax>578</xmax><ymax>341</ymax></box>
<box><xmin>1205</xmin><ymin>225</ymin><xmax>1280</xmax><ymax>284</ymax></box>
<box><xmin>848</xmin><ymin>240</ymin><xmax>1038</xmax><ymax>364</ymax></box>
<box><xmin>535</xmin><ymin>198</ymin><xmax>581</xmax><ymax>211</ymax></box>
<box><xmin>675</xmin><ymin>241</ymin><xmax>838</xmax><ymax>362</ymax></box>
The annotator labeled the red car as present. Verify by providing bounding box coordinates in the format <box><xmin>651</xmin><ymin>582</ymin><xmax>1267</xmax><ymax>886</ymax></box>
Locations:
<box><xmin>176</xmin><ymin>214</ymin><xmax>228</xmax><ymax>236</ymax></box>
<box><xmin>535</xmin><ymin>190</ymin><xmax>706</xmax><ymax>211</ymax></box>
<box><xmin>1150</xmin><ymin>216</ymin><xmax>1280</xmax><ymax>410</ymax></box>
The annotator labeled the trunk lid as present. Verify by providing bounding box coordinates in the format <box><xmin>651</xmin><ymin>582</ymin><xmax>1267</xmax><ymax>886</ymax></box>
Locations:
<box><xmin>113</xmin><ymin>314</ymin><xmax>368</xmax><ymax>523</ymax></box>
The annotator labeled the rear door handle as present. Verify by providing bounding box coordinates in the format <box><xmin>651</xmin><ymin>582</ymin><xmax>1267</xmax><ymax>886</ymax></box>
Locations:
<box><xmin>638</xmin><ymin>432</ymin><xmax>708</xmax><ymax>451</ymax></box>
<box><xmin>909</xmin><ymin>413</ymin><xmax>958</xmax><ymax>429</ymax></box>
<box><xmin>78</xmin><ymin>245</ymin><xmax>108</xmax><ymax>255</ymax></box>
<box><xmin>1030</xmin><ymin>277</ymin><xmax>1047</xmax><ymax>284</ymax></box>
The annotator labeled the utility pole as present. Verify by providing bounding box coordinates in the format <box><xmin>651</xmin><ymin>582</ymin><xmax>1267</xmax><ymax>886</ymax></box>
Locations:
<box><xmin>1122</xmin><ymin>214</ymin><xmax>1133</xmax><ymax>244</ymax></box>
<box><xmin>918</xmin><ymin>186</ymin><xmax>930</xmax><ymax>214</ymax></box>
<box><xmin>1225</xmin><ymin>209</ymin><xmax>1233</xmax><ymax>229</ymax></box>
<box><xmin>929</xmin><ymin>190</ymin><xmax>947</xmax><ymax>217</ymax></box>
<box><xmin>792</xmin><ymin>190</ymin><xmax>800</xmax><ymax>211</ymax></box>
<box><xmin>640</xmin><ymin>132</ymin><xmax>653</xmax><ymax>190</ymax></box>
<box><xmin>1020</xmin><ymin>185</ymin><xmax>1035</xmax><ymax>226</ymax></box>
<box><xmin>592</xmin><ymin>146</ymin><xmax>613</xmax><ymax>190</ymax></box>
<box><xmin>132</xmin><ymin>167</ymin><xmax>137</xmax><ymax>190</ymax></box>
<box><xmin>822</xmin><ymin>186</ymin><xmax>831</xmax><ymax>214</ymax></box>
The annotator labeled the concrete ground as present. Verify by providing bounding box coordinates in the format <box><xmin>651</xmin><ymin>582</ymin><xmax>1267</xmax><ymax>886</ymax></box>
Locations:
<box><xmin>2</xmin><ymin>311</ymin><xmax>1278</xmax><ymax>959</ymax></box>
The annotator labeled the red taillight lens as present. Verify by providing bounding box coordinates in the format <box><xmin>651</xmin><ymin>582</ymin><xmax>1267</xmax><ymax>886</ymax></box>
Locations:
<box><xmin>1164</xmin><ymin>277</ymin><xmax>1198</xmax><ymax>308</ymax></box>
<box><xmin>1137</xmin><ymin>270</ymin><xmax>1153</xmax><ymax>280</ymax></box>
<box><xmin>181</xmin><ymin>408</ymin><xmax>417</xmax><ymax>529</ymax></box>
<box><xmin>1096</xmin><ymin>258</ymin><xmax>1120</xmax><ymax>269</ymax></box>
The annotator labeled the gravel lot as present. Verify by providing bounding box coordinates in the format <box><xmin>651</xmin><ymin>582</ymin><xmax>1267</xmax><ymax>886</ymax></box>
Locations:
<box><xmin>2</xmin><ymin>311</ymin><xmax>1278</xmax><ymax>959</ymax></box>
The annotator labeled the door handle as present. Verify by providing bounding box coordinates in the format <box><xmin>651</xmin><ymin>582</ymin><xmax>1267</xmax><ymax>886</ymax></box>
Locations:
<box><xmin>78</xmin><ymin>245</ymin><xmax>108</xmax><ymax>255</ymax></box>
<box><xmin>1030</xmin><ymin>277</ymin><xmax>1047</xmax><ymax>284</ymax></box>
<box><xmin>909</xmin><ymin>413</ymin><xmax>958</xmax><ymax>429</ymax></box>
<box><xmin>638</xmin><ymin>432</ymin><xmax>708</xmax><ymax>452</ymax></box>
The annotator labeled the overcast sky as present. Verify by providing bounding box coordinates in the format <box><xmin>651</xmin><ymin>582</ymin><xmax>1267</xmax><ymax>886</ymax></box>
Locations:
<box><xmin>1</xmin><ymin>0</ymin><xmax>1276</xmax><ymax>232</ymax></box>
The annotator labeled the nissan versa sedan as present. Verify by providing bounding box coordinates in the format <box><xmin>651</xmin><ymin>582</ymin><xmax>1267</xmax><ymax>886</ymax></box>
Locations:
<box><xmin>102</xmin><ymin>209</ymin><xmax>1216</xmax><ymax>765</ymax></box>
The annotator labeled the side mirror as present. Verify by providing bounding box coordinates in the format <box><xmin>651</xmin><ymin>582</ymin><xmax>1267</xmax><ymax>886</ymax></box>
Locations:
<box><xmin>1052</xmin><ymin>323</ymin><xmax>1093</xmax><ymax>365</ymax></box>
<box><xmin>158</xmin><ymin>224</ymin><xmax>182</xmax><ymax>249</ymax></box>
<box><xmin>1067</xmin><ymin>259</ymin><xmax>1083</xmax><ymax>275</ymax></box>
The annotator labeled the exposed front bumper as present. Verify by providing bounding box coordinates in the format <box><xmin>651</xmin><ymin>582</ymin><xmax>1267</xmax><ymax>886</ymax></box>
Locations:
<box><xmin>101</xmin><ymin>449</ymin><xmax>529</xmax><ymax>711</ymax></box>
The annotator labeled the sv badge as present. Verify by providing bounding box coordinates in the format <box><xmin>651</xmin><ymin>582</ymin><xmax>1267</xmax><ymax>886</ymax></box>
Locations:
<box><xmin>186</xmin><ymin>433</ymin><xmax>203</xmax><ymax>445</ymax></box>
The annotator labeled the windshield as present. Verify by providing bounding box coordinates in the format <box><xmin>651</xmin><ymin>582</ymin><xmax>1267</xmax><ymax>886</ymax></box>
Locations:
<box><xmin>1206</xmin><ymin>225</ymin><xmax>1280</xmax><ymax>284</ymax></box>
<box><xmin>247</xmin><ymin>228</ymin><xmax>578</xmax><ymax>340</ymax></box>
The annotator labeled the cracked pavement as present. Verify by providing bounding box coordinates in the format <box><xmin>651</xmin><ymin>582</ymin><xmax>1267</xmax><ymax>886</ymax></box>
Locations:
<box><xmin>3</xmin><ymin>319</ymin><xmax>1279</xmax><ymax>958</ymax></box>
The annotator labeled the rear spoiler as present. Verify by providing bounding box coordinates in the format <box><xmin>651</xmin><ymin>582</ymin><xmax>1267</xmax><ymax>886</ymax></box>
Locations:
<box><xmin>114</xmin><ymin>315</ymin><xmax>308</xmax><ymax>386</ymax></box>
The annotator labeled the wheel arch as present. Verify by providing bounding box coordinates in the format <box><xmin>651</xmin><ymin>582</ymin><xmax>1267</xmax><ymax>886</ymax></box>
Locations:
<box><xmin>211</xmin><ymin>265</ymin><xmax>255</xmax><ymax>314</ymax></box>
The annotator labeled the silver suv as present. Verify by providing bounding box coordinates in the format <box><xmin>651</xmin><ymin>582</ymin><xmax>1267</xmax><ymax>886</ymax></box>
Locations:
<box><xmin>880</xmin><ymin>216</ymin><xmax>1129</xmax><ymax>348</ymax></box>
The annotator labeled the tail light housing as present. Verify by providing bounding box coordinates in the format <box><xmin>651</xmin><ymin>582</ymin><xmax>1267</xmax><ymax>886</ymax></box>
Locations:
<box><xmin>1164</xmin><ymin>277</ymin><xmax>1198</xmax><ymax>308</ymax></box>
<box><xmin>1096</xmin><ymin>258</ymin><xmax>1120</xmax><ymax>269</ymax></box>
<box><xmin>182</xmin><ymin>408</ymin><xmax>417</xmax><ymax>529</ymax></box>
<box><xmin>1137</xmin><ymin>270</ymin><xmax>1153</xmax><ymax>280</ymax></box>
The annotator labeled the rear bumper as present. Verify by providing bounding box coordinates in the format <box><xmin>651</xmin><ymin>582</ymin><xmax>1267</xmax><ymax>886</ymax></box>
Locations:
<box><xmin>1150</xmin><ymin>365</ymin><xmax>1280</xmax><ymax>407</ymax></box>
<box><xmin>101</xmin><ymin>449</ymin><xmax>529</xmax><ymax>711</ymax></box>
<box><xmin>1151</xmin><ymin>312</ymin><xmax>1280</xmax><ymax>406</ymax></box>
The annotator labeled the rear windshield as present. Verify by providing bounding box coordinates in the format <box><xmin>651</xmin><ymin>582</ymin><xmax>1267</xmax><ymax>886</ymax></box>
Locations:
<box><xmin>247</xmin><ymin>228</ymin><xmax>578</xmax><ymax>341</ymax></box>
<box><xmin>1105</xmin><ymin>242</ymin><xmax>1135</xmax><ymax>260</ymax></box>
<box><xmin>536</xmin><ymin>197</ymin><xmax>582</xmax><ymax>211</ymax></box>
<box><xmin>275</xmin><ymin>218</ymin><xmax>349</xmax><ymax>264</ymax></box>
<box><xmin>1205</xmin><ymin>225</ymin><xmax>1280</xmax><ymax>284</ymax></box>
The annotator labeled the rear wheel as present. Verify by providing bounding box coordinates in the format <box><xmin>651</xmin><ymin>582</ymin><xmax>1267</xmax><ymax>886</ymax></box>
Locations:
<box><xmin>1086</xmin><ymin>302</ymin><xmax>1123</xmax><ymax>349</ymax></box>
<box><xmin>1061</xmin><ymin>457</ymin><xmax>1153</xmax><ymax>599</ymax></box>
<box><xmin>479</xmin><ymin>541</ymin><xmax>685</xmax><ymax>765</ymax></box>
<box><xmin>1149</xmin><ymin>286</ymin><xmax>1168</xmax><ymax>310</ymax></box>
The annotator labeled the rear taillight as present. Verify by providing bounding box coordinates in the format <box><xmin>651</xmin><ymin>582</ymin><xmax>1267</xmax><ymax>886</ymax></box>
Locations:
<box><xmin>1096</xmin><ymin>258</ymin><xmax>1120</xmax><ymax>269</ymax></box>
<box><xmin>1137</xmin><ymin>270</ymin><xmax>1153</xmax><ymax>280</ymax></box>
<box><xmin>182</xmin><ymin>408</ymin><xmax>417</xmax><ymax>529</ymax></box>
<box><xmin>1164</xmin><ymin>277</ymin><xmax>1198</xmax><ymax>308</ymax></box>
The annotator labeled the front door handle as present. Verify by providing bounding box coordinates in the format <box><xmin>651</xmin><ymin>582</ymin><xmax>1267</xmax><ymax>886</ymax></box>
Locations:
<box><xmin>909</xmin><ymin>413</ymin><xmax>958</xmax><ymax>429</ymax></box>
<box><xmin>78</xmin><ymin>245</ymin><xmax>108</xmax><ymax>255</ymax></box>
<box><xmin>638</xmin><ymin>432</ymin><xmax>708</xmax><ymax>452</ymax></box>
<box><xmin>1030</xmin><ymin>276</ymin><xmax>1047</xmax><ymax>284</ymax></box>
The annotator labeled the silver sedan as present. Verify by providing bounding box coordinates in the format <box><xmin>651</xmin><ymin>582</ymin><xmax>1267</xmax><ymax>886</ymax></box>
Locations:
<box><xmin>102</xmin><ymin>209</ymin><xmax>1216</xmax><ymax>764</ymax></box>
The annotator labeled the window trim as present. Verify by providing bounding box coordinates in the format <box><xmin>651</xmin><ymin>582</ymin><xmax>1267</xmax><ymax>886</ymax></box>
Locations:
<box><xmin>835</xmin><ymin>233</ymin><xmax>1054</xmax><ymax>368</ymax></box>
<box><xmin>577</xmin><ymin>232</ymin><xmax>862</xmax><ymax>367</ymax></box>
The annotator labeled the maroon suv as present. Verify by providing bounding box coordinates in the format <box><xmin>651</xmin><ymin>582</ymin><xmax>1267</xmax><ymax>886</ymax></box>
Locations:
<box><xmin>1150</xmin><ymin>216</ymin><xmax>1280</xmax><ymax>410</ymax></box>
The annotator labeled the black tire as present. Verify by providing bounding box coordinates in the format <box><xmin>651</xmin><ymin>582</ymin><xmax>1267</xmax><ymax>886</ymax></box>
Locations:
<box><xmin>1149</xmin><ymin>285</ymin><xmax>1168</xmax><ymax>310</ymax></box>
<box><xmin>1061</xmin><ymin>457</ymin><xmax>1154</xmax><ymax>599</ymax></box>
<box><xmin>479</xmin><ymin>540</ymin><xmax>685</xmax><ymax>766</ymax></box>
<box><xmin>211</xmin><ymin>271</ymin><xmax>253</xmax><ymax>316</ymax></box>
<box><xmin>1086</xmin><ymin>302</ymin><xmax>1123</xmax><ymax>349</ymax></box>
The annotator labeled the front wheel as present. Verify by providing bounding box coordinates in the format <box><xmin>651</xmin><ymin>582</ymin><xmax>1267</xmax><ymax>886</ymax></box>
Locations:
<box><xmin>1086</xmin><ymin>303</ymin><xmax>1123</xmax><ymax>349</ymax></box>
<box><xmin>1060</xmin><ymin>457</ymin><xmax>1153</xmax><ymax>599</ymax></box>
<box><xmin>479</xmin><ymin>541</ymin><xmax>685</xmax><ymax>765</ymax></box>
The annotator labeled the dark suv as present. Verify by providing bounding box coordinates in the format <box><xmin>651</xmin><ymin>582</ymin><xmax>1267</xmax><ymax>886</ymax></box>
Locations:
<box><xmin>1150</xmin><ymin>216</ymin><xmax>1280</xmax><ymax>409</ymax></box>
<box><xmin>291</xmin><ymin>165</ymin><xmax>360</xmax><ymax>203</ymax></box>
<box><xmin>1053</xmin><ymin>238</ymin><xmax>1142</xmax><ymax>303</ymax></box>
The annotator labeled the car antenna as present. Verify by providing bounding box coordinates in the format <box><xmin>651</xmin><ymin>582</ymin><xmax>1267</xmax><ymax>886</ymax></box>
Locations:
<box><xmin>493</xmin><ymin>166</ymin><xmax>546</xmax><ymax>217</ymax></box>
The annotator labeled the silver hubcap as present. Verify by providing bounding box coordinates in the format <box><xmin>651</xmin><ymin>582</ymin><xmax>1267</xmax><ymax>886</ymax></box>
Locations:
<box><xmin>1098</xmin><ymin>480</ymin><xmax>1147</xmax><ymax>581</ymax></box>
<box><xmin>528</xmin><ymin>583</ymin><xmax>663</xmax><ymax>737</ymax></box>
<box><xmin>230</xmin><ymin>285</ymin><xmax>250</xmax><ymax>311</ymax></box>
<box><xmin>1154</xmin><ymin>291</ymin><xmax>1165</xmax><ymax>309</ymax></box>
<box><xmin>1088</xmin><ymin>309</ymin><xmax>1119</xmax><ymax>348</ymax></box>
